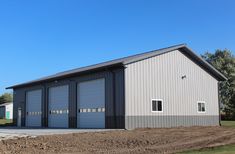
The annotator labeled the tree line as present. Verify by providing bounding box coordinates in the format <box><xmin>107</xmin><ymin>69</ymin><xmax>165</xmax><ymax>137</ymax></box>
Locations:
<box><xmin>0</xmin><ymin>93</ymin><xmax>13</xmax><ymax>104</ymax></box>
<box><xmin>202</xmin><ymin>49</ymin><xmax>235</xmax><ymax>120</ymax></box>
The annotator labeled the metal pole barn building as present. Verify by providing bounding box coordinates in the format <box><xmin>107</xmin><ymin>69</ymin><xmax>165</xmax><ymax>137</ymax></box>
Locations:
<box><xmin>7</xmin><ymin>44</ymin><xmax>227</xmax><ymax>129</ymax></box>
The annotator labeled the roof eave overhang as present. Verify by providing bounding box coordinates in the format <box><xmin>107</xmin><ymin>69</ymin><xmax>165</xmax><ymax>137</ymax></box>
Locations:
<box><xmin>123</xmin><ymin>44</ymin><xmax>186</xmax><ymax>65</ymax></box>
<box><xmin>6</xmin><ymin>44</ymin><xmax>227</xmax><ymax>90</ymax></box>
<box><xmin>6</xmin><ymin>63</ymin><xmax>124</xmax><ymax>89</ymax></box>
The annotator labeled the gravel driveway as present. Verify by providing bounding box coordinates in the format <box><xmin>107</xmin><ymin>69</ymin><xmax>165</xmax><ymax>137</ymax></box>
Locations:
<box><xmin>0</xmin><ymin>126</ymin><xmax>235</xmax><ymax>154</ymax></box>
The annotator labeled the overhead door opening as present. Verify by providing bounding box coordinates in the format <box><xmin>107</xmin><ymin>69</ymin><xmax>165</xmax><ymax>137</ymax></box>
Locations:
<box><xmin>48</xmin><ymin>85</ymin><xmax>69</xmax><ymax>128</ymax></box>
<box><xmin>77</xmin><ymin>78</ymin><xmax>105</xmax><ymax>128</ymax></box>
<box><xmin>26</xmin><ymin>89</ymin><xmax>42</xmax><ymax>127</ymax></box>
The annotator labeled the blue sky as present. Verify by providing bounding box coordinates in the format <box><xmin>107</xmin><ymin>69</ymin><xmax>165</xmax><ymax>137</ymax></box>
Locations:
<box><xmin>0</xmin><ymin>0</ymin><xmax>234</xmax><ymax>94</ymax></box>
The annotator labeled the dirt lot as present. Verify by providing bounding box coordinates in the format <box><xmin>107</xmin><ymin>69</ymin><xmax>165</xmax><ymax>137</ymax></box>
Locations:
<box><xmin>0</xmin><ymin>126</ymin><xmax>235</xmax><ymax>154</ymax></box>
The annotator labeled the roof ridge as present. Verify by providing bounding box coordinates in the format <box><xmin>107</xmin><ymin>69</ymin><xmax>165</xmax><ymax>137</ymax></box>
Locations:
<box><xmin>54</xmin><ymin>43</ymin><xmax>186</xmax><ymax>76</ymax></box>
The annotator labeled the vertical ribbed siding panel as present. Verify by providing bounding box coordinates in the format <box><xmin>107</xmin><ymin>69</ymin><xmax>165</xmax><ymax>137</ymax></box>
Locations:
<box><xmin>114</xmin><ymin>68</ymin><xmax>125</xmax><ymax>128</ymax></box>
<box><xmin>42</xmin><ymin>86</ymin><xmax>47</xmax><ymax>127</ymax></box>
<box><xmin>13</xmin><ymin>85</ymin><xmax>44</xmax><ymax>127</ymax></box>
<box><xmin>13</xmin><ymin>89</ymin><xmax>25</xmax><ymax>126</ymax></box>
<box><xmin>13</xmin><ymin>68</ymin><xmax>125</xmax><ymax>129</ymax></box>
<box><xmin>105</xmin><ymin>72</ymin><xmax>114</xmax><ymax>128</ymax></box>
<box><xmin>125</xmin><ymin>50</ymin><xmax>219</xmax><ymax>129</ymax></box>
<box><xmin>69</xmin><ymin>81</ymin><xmax>77</xmax><ymax>128</ymax></box>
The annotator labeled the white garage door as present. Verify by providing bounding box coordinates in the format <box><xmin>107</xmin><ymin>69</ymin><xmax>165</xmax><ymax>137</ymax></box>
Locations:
<box><xmin>26</xmin><ymin>89</ymin><xmax>42</xmax><ymax>127</ymax></box>
<box><xmin>48</xmin><ymin>85</ymin><xmax>69</xmax><ymax>128</ymax></box>
<box><xmin>77</xmin><ymin>78</ymin><xmax>105</xmax><ymax>128</ymax></box>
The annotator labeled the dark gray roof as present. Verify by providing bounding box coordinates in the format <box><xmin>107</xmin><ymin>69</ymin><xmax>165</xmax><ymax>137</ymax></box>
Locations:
<box><xmin>7</xmin><ymin>44</ymin><xmax>227</xmax><ymax>89</ymax></box>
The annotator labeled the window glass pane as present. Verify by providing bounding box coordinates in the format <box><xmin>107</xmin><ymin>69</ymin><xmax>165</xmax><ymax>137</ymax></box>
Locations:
<box><xmin>198</xmin><ymin>103</ymin><xmax>201</xmax><ymax>112</ymax></box>
<box><xmin>157</xmin><ymin>101</ymin><xmax>162</xmax><ymax>111</ymax></box>
<box><xmin>201</xmin><ymin>103</ymin><xmax>205</xmax><ymax>112</ymax></box>
<box><xmin>152</xmin><ymin>100</ymin><xmax>157</xmax><ymax>111</ymax></box>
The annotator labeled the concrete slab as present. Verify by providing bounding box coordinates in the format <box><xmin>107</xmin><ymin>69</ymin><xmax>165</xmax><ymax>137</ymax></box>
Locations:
<box><xmin>0</xmin><ymin>127</ymin><xmax>121</xmax><ymax>141</ymax></box>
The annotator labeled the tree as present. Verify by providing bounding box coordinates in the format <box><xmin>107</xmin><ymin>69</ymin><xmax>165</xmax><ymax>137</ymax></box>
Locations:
<box><xmin>202</xmin><ymin>49</ymin><xmax>235</xmax><ymax>119</ymax></box>
<box><xmin>0</xmin><ymin>93</ymin><xmax>13</xmax><ymax>104</ymax></box>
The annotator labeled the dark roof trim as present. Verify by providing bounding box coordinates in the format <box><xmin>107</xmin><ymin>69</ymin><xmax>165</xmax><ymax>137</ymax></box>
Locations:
<box><xmin>6</xmin><ymin>63</ymin><xmax>123</xmax><ymax>89</ymax></box>
<box><xmin>7</xmin><ymin>44</ymin><xmax>227</xmax><ymax>89</ymax></box>
<box><xmin>179</xmin><ymin>47</ymin><xmax>227</xmax><ymax>81</ymax></box>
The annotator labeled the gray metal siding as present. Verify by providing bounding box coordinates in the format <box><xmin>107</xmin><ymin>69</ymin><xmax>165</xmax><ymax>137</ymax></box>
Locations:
<box><xmin>12</xmin><ymin>68</ymin><xmax>125</xmax><ymax>128</ymax></box>
<box><xmin>124</xmin><ymin>49</ymin><xmax>219</xmax><ymax>129</ymax></box>
<box><xmin>125</xmin><ymin>116</ymin><xmax>219</xmax><ymax>129</ymax></box>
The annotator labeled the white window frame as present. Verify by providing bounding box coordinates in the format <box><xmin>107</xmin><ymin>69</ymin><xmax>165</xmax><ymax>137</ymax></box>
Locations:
<box><xmin>151</xmin><ymin>99</ymin><xmax>163</xmax><ymax>113</ymax></box>
<box><xmin>197</xmin><ymin>101</ymin><xmax>206</xmax><ymax>113</ymax></box>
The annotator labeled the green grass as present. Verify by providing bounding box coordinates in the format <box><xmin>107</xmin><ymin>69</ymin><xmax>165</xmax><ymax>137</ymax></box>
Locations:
<box><xmin>221</xmin><ymin>121</ymin><xmax>235</xmax><ymax>128</ymax></box>
<box><xmin>180</xmin><ymin>144</ymin><xmax>235</xmax><ymax>154</ymax></box>
<box><xmin>0</xmin><ymin>119</ymin><xmax>13</xmax><ymax>125</ymax></box>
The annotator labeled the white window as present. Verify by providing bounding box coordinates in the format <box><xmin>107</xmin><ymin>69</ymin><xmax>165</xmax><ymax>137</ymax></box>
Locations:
<box><xmin>152</xmin><ymin>99</ymin><xmax>163</xmax><ymax>112</ymax></box>
<box><xmin>197</xmin><ymin>101</ymin><xmax>206</xmax><ymax>113</ymax></box>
